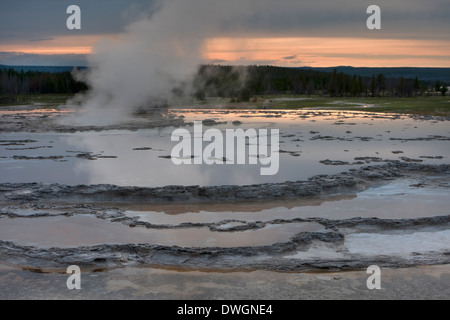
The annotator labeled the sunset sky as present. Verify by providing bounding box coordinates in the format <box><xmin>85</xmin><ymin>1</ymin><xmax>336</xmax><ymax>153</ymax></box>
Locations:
<box><xmin>1</xmin><ymin>0</ymin><xmax>449</xmax><ymax>67</ymax></box>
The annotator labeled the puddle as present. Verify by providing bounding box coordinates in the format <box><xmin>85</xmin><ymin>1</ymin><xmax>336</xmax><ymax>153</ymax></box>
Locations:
<box><xmin>345</xmin><ymin>229</ymin><xmax>450</xmax><ymax>256</ymax></box>
<box><xmin>0</xmin><ymin>215</ymin><xmax>323</xmax><ymax>249</ymax></box>
<box><xmin>283</xmin><ymin>243</ymin><xmax>346</xmax><ymax>260</ymax></box>
<box><xmin>122</xmin><ymin>178</ymin><xmax>449</xmax><ymax>225</ymax></box>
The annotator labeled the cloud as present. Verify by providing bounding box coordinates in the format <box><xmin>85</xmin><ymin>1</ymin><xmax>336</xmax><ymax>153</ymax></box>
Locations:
<box><xmin>208</xmin><ymin>59</ymin><xmax>227</xmax><ymax>64</ymax></box>
<box><xmin>29</xmin><ymin>38</ymin><xmax>56</xmax><ymax>42</ymax></box>
<box><xmin>1</xmin><ymin>0</ymin><xmax>449</xmax><ymax>43</ymax></box>
<box><xmin>283</xmin><ymin>55</ymin><xmax>297</xmax><ymax>60</ymax></box>
<box><xmin>0</xmin><ymin>0</ymin><xmax>157</xmax><ymax>41</ymax></box>
<box><xmin>0</xmin><ymin>52</ymin><xmax>88</xmax><ymax>66</ymax></box>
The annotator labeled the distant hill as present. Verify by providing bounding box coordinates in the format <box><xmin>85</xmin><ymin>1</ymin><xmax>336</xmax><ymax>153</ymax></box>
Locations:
<box><xmin>2</xmin><ymin>65</ymin><xmax>448</xmax><ymax>83</ymax></box>
<box><xmin>298</xmin><ymin>67</ymin><xmax>450</xmax><ymax>83</ymax></box>
<box><xmin>0</xmin><ymin>65</ymin><xmax>87</xmax><ymax>73</ymax></box>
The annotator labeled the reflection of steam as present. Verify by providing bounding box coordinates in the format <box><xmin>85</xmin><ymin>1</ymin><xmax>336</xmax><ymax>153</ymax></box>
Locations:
<box><xmin>62</xmin><ymin>0</ymin><xmax>215</xmax><ymax>126</ymax></box>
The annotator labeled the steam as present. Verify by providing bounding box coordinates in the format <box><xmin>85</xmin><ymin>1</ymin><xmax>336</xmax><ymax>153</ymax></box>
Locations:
<box><xmin>63</xmin><ymin>0</ymin><xmax>218</xmax><ymax>126</ymax></box>
<box><xmin>62</xmin><ymin>0</ymin><xmax>312</xmax><ymax>126</ymax></box>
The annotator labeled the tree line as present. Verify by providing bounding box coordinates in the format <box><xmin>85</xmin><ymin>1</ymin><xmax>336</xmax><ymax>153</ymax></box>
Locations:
<box><xmin>0</xmin><ymin>68</ymin><xmax>87</xmax><ymax>102</ymax></box>
<box><xmin>1</xmin><ymin>65</ymin><xmax>447</xmax><ymax>104</ymax></box>
<box><xmin>193</xmin><ymin>65</ymin><xmax>448</xmax><ymax>101</ymax></box>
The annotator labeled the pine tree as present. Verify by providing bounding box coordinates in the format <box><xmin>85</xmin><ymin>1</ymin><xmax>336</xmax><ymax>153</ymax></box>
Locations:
<box><xmin>370</xmin><ymin>75</ymin><xmax>377</xmax><ymax>97</ymax></box>
<box><xmin>435</xmin><ymin>80</ymin><xmax>441</xmax><ymax>93</ymax></box>
<box><xmin>328</xmin><ymin>69</ymin><xmax>338</xmax><ymax>97</ymax></box>
<box><xmin>413</xmin><ymin>76</ymin><xmax>420</xmax><ymax>95</ymax></box>
<box><xmin>441</xmin><ymin>82</ymin><xmax>448</xmax><ymax>96</ymax></box>
<box><xmin>376</xmin><ymin>73</ymin><xmax>386</xmax><ymax>96</ymax></box>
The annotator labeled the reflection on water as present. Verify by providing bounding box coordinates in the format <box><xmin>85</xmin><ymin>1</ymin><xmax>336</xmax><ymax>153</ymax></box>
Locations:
<box><xmin>0</xmin><ymin>109</ymin><xmax>449</xmax><ymax>187</ymax></box>
<box><xmin>0</xmin><ymin>215</ymin><xmax>323</xmax><ymax>249</ymax></box>
<box><xmin>1</xmin><ymin>109</ymin><xmax>449</xmax><ymax>288</ymax></box>
<box><xmin>123</xmin><ymin>178</ymin><xmax>450</xmax><ymax>224</ymax></box>
<box><xmin>0</xmin><ymin>178</ymin><xmax>448</xmax><ymax>260</ymax></box>
<box><xmin>0</xmin><ymin>174</ymin><xmax>448</xmax><ymax>271</ymax></box>
<box><xmin>345</xmin><ymin>229</ymin><xmax>450</xmax><ymax>256</ymax></box>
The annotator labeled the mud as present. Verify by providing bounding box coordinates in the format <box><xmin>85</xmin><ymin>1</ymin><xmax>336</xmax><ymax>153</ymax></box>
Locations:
<box><xmin>0</xmin><ymin>263</ymin><xmax>447</xmax><ymax>300</ymax></box>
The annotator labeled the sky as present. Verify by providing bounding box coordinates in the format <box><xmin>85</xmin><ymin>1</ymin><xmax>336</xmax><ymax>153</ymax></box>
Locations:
<box><xmin>0</xmin><ymin>0</ymin><xmax>449</xmax><ymax>67</ymax></box>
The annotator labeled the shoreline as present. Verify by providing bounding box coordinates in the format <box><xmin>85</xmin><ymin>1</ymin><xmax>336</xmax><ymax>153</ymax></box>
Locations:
<box><xmin>1</xmin><ymin>162</ymin><xmax>448</xmax><ymax>204</ymax></box>
<box><xmin>1</xmin><ymin>104</ymin><xmax>450</xmax><ymax>134</ymax></box>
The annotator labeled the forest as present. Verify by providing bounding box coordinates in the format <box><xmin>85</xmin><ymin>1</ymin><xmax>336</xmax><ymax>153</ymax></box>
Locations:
<box><xmin>192</xmin><ymin>65</ymin><xmax>448</xmax><ymax>102</ymax></box>
<box><xmin>0</xmin><ymin>67</ymin><xmax>87</xmax><ymax>103</ymax></box>
<box><xmin>0</xmin><ymin>65</ymin><xmax>447</xmax><ymax>104</ymax></box>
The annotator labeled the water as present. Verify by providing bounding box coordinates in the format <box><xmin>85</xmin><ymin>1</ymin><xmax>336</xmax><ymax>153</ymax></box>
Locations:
<box><xmin>345</xmin><ymin>229</ymin><xmax>450</xmax><ymax>256</ymax></box>
<box><xmin>0</xmin><ymin>215</ymin><xmax>323</xmax><ymax>249</ymax></box>
<box><xmin>0</xmin><ymin>109</ymin><xmax>449</xmax><ymax>187</ymax></box>
<box><xmin>123</xmin><ymin>178</ymin><xmax>449</xmax><ymax>224</ymax></box>
<box><xmin>0</xmin><ymin>108</ymin><xmax>449</xmax><ymax>274</ymax></box>
<box><xmin>0</xmin><ymin>175</ymin><xmax>448</xmax><ymax>264</ymax></box>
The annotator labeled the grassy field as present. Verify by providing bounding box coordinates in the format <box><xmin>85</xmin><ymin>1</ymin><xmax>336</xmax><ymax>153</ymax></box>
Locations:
<box><xmin>0</xmin><ymin>94</ymin><xmax>74</xmax><ymax>107</ymax></box>
<box><xmin>238</xmin><ymin>95</ymin><xmax>450</xmax><ymax>116</ymax></box>
<box><xmin>196</xmin><ymin>95</ymin><xmax>450</xmax><ymax>116</ymax></box>
<box><xmin>272</xmin><ymin>96</ymin><xmax>450</xmax><ymax>116</ymax></box>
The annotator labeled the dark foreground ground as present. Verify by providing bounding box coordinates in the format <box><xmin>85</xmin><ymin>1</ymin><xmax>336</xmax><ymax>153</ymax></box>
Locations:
<box><xmin>1</xmin><ymin>263</ymin><xmax>449</xmax><ymax>300</ymax></box>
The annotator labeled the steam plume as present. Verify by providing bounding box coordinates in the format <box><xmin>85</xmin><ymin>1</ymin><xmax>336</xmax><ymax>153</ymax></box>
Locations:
<box><xmin>64</xmin><ymin>0</ymin><xmax>217</xmax><ymax>125</ymax></box>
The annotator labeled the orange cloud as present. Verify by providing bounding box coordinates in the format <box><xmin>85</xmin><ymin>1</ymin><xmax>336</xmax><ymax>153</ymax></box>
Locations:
<box><xmin>202</xmin><ymin>37</ymin><xmax>450</xmax><ymax>67</ymax></box>
<box><xmin>0</xmin><ymin>35</ymin><xmax>114</xmax><ymax>55</ymax></box>
<box><xmin>2</xmin><ymin>35</ymin><xmax>449</xmax><ymax>67</ymax></box>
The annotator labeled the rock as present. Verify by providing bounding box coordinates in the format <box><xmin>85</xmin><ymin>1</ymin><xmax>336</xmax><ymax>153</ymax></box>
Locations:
<box><xmin>400</xmin><ymin>157</ymin><xmax>424</xmax><ymax>163</ymax></box>
<box><xmin>13</xmin><ymin>155</ymin><xmax>65</xmax><ymax>161</ymax></box>
<box><xmin>133</xmin><ymin>147</ymin><xmax>152</xmax><ymax>151</ymax></box>
<box><xmin>419</xmin><ymin>156</ymin><xmax>444</xmax><ymax>159</ymax></box>
<box><xmin>354</xmin><ymin>157</ymin><xmax>384</xmax><ymax>163</ymax></box>
<box><xmin>320</xmin><ymin>160</ymin><xmax>350</xmax><ymax>166</ymax></box>
<box><xmin>76</xmin><ymin>153</ymin><xmax>98</xmax><ymax>160</ymax></box>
